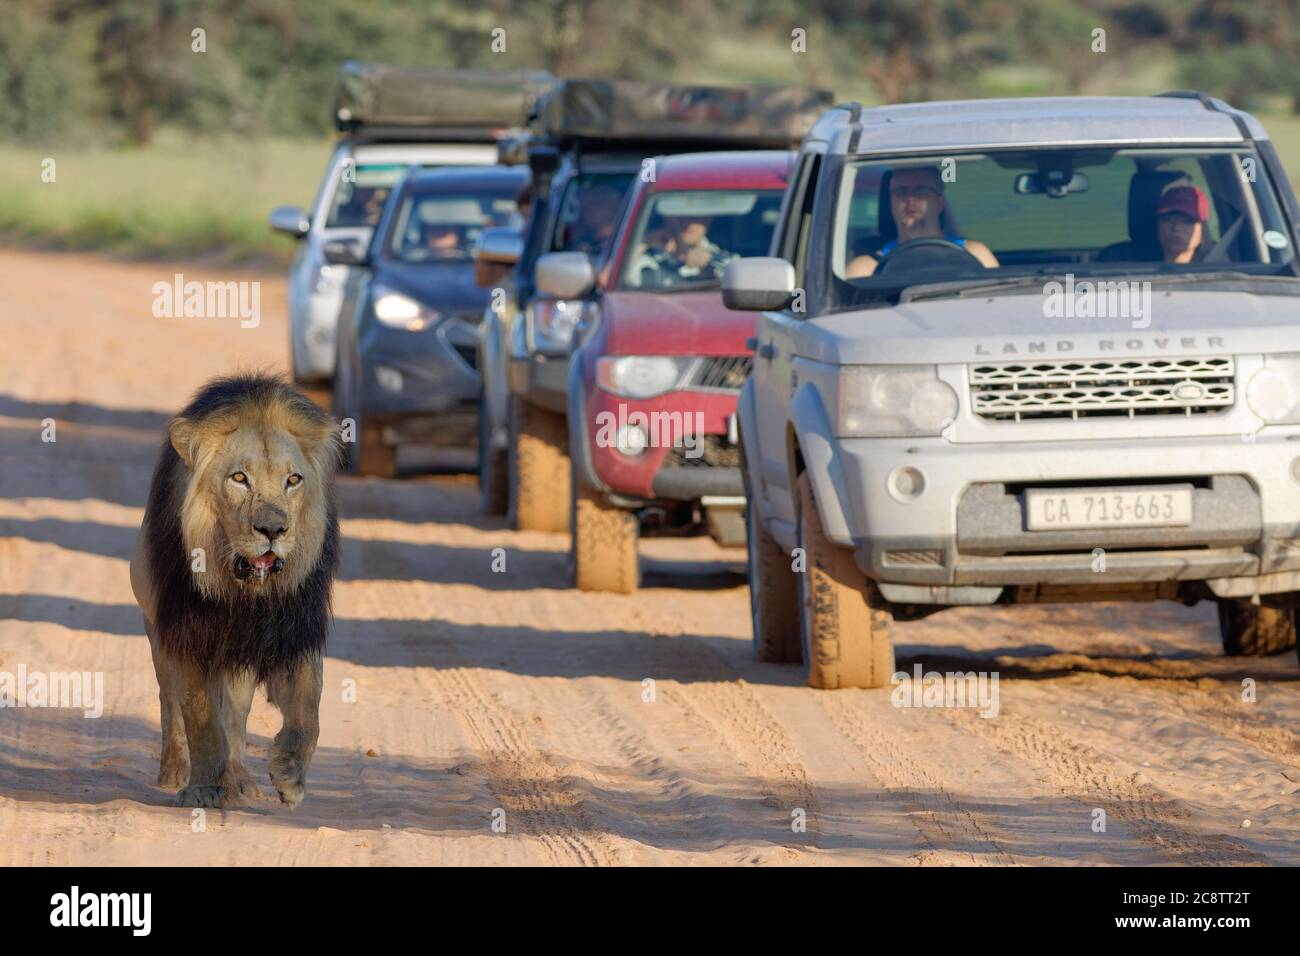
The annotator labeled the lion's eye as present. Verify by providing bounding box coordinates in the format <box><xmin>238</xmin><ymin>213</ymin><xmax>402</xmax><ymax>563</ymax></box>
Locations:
<box><xmin>286</xmin><ymin>473</ymin><xmax>303</xmax><ymax>488</ymax></box>
<box><xmin>230</xmin><ymin>472</ymin><xmax>248</xmax><ymax>485</ymax></box>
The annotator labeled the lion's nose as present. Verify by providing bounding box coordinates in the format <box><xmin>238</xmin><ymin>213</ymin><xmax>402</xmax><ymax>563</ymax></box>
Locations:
<box><xmin>254</xmin><ymin>504</ymin><xmax>288</xmax><ymax>541</ymax></box>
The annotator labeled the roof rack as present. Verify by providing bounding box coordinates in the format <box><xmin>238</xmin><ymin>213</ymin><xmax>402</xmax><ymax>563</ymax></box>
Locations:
<box><xmin>333</xmin><ymin>62</ymin><xmax>555</xmax><ymax>142</ymax></box>
<box><xmin>1155</xmin><ymin>89</ymin><xmax>1253</xmax><ymax>143</ymax></box>
<box><xmin>525</xmin><ymin>78</ymin><xmax>833</xmax><ymax>148</ymax></box>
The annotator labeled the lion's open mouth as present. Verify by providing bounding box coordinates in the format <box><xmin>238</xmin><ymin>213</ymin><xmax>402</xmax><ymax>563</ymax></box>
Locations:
<box><xmin>233</xmin><ymin>551</ymin><xmax>284</xmax><ymax>582</ymax></box>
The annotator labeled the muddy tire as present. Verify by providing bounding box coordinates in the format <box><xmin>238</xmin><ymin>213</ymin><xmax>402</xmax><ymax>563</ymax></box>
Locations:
<box><xmin>1217</xmin><ymin>600</ymin><xmax>1297</xmax><ymax>656</ymax></box>
<box><xmin>796</xmin><ymin>472</ymin><xmax>895</xmax><ymax>689</ymax></box>
<box><xmin>571</xmin><ymin>483</ymin><xmax>639</xmax><ymax>593</ymax></box>
<box><xmin>743</xmin><ymin>452</ymin><xmax>800</xmax><ymax>663</ymax></box>
<box><xmin>353</xmin><ymin>418</ymin><xmax>397</xmax><ymax>479</ymax></box>
<box><xmin>478</xmin><ymin>384</ymin><xmax>508</xmax><ymax>515</ymax></box>
<box><xmin>508</xmin><ymin>397</ymin><xmax>570</xmax><ymax>532</ymax></box>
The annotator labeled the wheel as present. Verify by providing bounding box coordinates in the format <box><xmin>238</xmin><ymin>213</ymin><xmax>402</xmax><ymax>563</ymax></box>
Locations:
<box><xmin>507</xmin><ymin>397</ymin><xmax>570</xmax><ymax>532</ymax></box>
<box><xmin>742</xmin><ymin>448</ymin><xmax>800</xmax><ymax>662</ymax></box>
<box><xmin>478</xmin><ymin>381</ymin><xmax>508</xmax><ymax>515</ymax></box>
<box><xmin>1217</xmin><ymin>600</ymin><xmax>1296</xmax><ymax>656</ymax></box>
<box><xmin>795</xmin><ymin>471</ymin><xmax>895</xmax><ymax>689</ymax></box>
<box><xmin>571</xmin><ymin>480</ymin><xmax>639</xmax><ymax>593</ymax></box>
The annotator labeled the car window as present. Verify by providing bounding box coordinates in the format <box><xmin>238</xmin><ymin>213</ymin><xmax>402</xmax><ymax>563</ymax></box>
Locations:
<box><xmin>619</xmin><ymin>189</ymin><xmax>784</xmax><ymax>291</ymax></box>
<box><xmin>387</xmin><ymin>189</ymin><xmax>523</xmax><ymax>263</ymax></box>
<box><xmin>831</xmin><ymin>146</ymin><xmax>1295</xmax><ymax>300</ymax></box>
<box><xmin>324</xmin><ymin>164</ymin><xmax>409</xmax><ymax>228</ymax></box>
<box><xmin>551</xmin><ymin>172</ymin><xmax>636</xmax><ymax>256</ymax></box>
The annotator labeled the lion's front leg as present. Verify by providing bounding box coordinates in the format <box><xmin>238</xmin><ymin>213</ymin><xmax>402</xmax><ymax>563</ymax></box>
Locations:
<box><xmin>221</xmin><ymin>672</ymin><xmax>262</xmax><ymax>802</ymax></box>
<box><xmin>174</xmin><ymin>660</ymin><xmax>249</xmax><ymax>809</ymax></box>
<box><xmin>146</xmin><ymin>623</ymin><xmax>190</xmax><ymax>790</ymax></box>
<box><xmin>266</xmin><ymin>652</ymin><xmax>322</xmax><ymax>809</ymax></box>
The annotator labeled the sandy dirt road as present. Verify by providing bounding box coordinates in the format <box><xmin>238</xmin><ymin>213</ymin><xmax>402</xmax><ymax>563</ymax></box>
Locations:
<box><xmin>1</xmin><ymin>247</ymin><xmax>1298</xmax><ymax>866</ymax></box>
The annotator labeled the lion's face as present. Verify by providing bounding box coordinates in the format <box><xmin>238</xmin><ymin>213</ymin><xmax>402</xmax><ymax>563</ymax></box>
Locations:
<box><xmin>205</xmin><ymin>424</ymin><xmax>318</xmax><ymax>585</ymax></box>
<box><xmin>169</xmin><ymin>395</ymin><xmax>336</xmax><ymax>600</ymax></box>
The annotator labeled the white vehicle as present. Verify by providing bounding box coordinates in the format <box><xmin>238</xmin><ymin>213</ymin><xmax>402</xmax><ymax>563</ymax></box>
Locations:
<box><xmin>728</xmin><ymin>92</ymin><xmax>1300</xmax><ymax>688</ymax></box>
<box><xmin>270</xmin><ymin>62</ymin><xmax>551</xmax><ymax>384</ymax></box>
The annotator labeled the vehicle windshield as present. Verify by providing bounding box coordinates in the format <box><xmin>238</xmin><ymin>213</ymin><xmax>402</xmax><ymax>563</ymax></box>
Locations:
<box><xmin>324</xmin><ymin>164</ymin><xmax>409</xmax><ymax>228</ymax></box>
<box><xmin>830</xmin><ymin>146</ymin><xmax>1298</xmax><ymax>308</ymax></box>
<box><xmin>619</xmin><ymin>189</ymin><xmax>784</xmax><ymax>291</ymax></box>
<box><xmin>550</xmin><ymin>171</ymin><xmax>636</xmax><ymax>257</ymax></box>
<box><xmin>387</xmin><ymin>189</ymin><xmax>523</xmax><ymax>263</ymax></box>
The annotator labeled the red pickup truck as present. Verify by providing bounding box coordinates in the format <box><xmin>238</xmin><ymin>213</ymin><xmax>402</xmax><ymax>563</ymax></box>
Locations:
<box><xmin>557</xmin><ymin>150</ymin><xmax>794</xmax><ymax>592</ymax></box>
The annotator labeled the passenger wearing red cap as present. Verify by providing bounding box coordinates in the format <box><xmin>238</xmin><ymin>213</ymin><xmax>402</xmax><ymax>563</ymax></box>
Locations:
<box><xmin>1155</xmin><ymin>185</ymin><xmax>1214</xmax><ymax>264</ymax></box>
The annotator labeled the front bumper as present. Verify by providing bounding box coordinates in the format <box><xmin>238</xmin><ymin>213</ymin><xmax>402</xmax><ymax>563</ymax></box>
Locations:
<box><xmin>575</xmin><ymin>387</ymin><xmax>743</xmax><ymax>501</ymax></box>
<box><xmin>357</xmin><ymin>320</ymin><xmax>481</xmax><ymax>444</ymax></box>
<box><xmin>832</xmin><ymin>430</ymin><xmax>1300</xmax><ymax>602</ymax></box>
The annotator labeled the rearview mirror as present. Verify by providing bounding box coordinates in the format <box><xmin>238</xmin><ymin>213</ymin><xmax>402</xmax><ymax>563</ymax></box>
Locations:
<box><xmin>322</xmin><ymin>238</ymin><xmax>368</xmax><ymax>267</ymax></box>
<box><xmin>269</xmin><ymin>205</ymin><xmax>310</xmax><ymax>238</ymax></box>
<box><xmin>535</xmin><ymin>252</ymin><xmax>596</xmax><ymax>300</ymax></box>
<box><xmin>1014</xmin><ymin>171</ymin><xmax>1089</xmax><ymax>198</ymax></box>
<box><xmin>722</xmin><ymin>257</ymin><xmax>796</xmax><ymax>311</ymax></box>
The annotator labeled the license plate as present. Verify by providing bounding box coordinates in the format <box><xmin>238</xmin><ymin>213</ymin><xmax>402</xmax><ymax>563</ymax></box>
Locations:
<box><xmin>1025</xmin><ymin>486</ymin><xmax>1193</xmax><ymax>530</ymax></box>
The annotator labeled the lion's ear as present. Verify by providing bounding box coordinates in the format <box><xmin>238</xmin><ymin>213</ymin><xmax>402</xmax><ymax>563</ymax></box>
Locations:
<box><xmin>169</xmin><ymin>417</ymin><xmax>199</xmax><ymax>469</ymax></box>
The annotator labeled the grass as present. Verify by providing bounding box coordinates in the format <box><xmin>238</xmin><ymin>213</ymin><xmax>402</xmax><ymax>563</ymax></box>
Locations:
<box><xmin>3</xmin><ymin>114</ymin><xmax>1300</xmax><ymax>266</ymax></box>
<box><xmin>0</xmin><ymin>130</ymin><xmax>330</xmax><ymax>266</ymax></box>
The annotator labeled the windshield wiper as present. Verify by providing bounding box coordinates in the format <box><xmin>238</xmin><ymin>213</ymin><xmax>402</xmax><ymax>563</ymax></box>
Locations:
<box><xmin>900</xmin><ymin>269</ymin><xmax>1266</xmax><ymax>304</ymax></box>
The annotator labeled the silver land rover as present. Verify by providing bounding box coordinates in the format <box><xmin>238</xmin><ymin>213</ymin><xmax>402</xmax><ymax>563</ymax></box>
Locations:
<box><xmin>726</xmin><ymin>93</ymin><xmax>1300</xmax><ymax>689</ymax></box>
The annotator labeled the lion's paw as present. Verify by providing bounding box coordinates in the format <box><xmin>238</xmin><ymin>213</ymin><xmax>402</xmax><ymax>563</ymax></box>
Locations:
<box><xmin>176</xmin><ymin>783</ymin><xmax>246</xmax><ymax>809</ymax></box>
<box><xmin>230</xmin><ymin>763</ymin><xmax>262</xmax><ymax>801</ymax></box>
<box><xmin>268</xmin><ymin>753</ymin><xmax>307</xmax><ymax>809</ymax></box>
<box><xmin>158</xmin><ymin>760</ymin><xmax>190</xmax><ymax>791</ymax></box>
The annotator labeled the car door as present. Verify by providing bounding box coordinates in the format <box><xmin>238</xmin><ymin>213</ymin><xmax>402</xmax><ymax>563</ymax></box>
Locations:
<box><xmin>750</xmin><ymin>153</ymin><xmax>820</xmax><ymax>535</ymax></box>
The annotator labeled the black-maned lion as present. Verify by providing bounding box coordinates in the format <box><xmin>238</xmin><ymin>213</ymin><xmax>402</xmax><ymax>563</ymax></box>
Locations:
<box><xmin>130</xmin><ymin>373</ymin><xmax>340</xmax><ymax>809</ymax></box>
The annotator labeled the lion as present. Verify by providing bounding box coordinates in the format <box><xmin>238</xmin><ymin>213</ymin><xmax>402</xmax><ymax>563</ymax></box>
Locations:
<box><xmin>129</xmin><ymin>373</ymin><xmax>340</xmax><ymax>809</ymax></box>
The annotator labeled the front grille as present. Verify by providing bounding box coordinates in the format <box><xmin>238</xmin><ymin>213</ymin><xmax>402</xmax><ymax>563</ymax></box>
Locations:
<box><xmin>662</xmin><ymin>435</ymin><xmax>741</xmax><ymax>469</ymax></box>
<box><xmin>684</xmin><ymin>356</ymin><xmax>752</xmax><ymax>392</ymax></box>
<box><xmin>969</xmin><ymin>356</ymin><xmax>1235</xmax><ymax>422</ymax></box>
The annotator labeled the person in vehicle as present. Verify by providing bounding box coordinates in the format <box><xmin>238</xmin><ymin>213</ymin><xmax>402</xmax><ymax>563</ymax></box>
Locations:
<box><xmin>423</xmin><ymin>223</ymin><xmax>466</xmax><ymax>255</ymax></box>
<box><xmin>363</xmin><ymin>187</ymin><xmax>391</xmax><ymax>227</ymax></box>
<box><xmin>1155</xmin><ymin>185</ymin><xmax>1216</xmax><ymax>263</ymax></box>
<box><xmin>569</xmin><ymin>185</ymin><xmax>622</xmax><ymax>255</ymax></box>
<box><xmin>846</xmin><ymin>166</ymin><xmax>998</xmax><ymax>278</ymax></box>
<box><xmin>636</xmin><ymin>214</ymin><xmax>736</xmax><ymax>285</ymax></box>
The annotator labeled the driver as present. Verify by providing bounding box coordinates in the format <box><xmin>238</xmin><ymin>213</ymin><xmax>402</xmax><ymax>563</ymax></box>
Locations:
<box><xmin>423</xmin><ymin>223</ymin><xmax>464</xmax><ymax>254</ymax></box>
<box><xmin>846</xmin><ymin>166</ymin><xmax>998</xmax><ymax>278</ymax></box>
<box><xmin>637</xmin><ymin>214</ymin><xmax>736</xmax><ymax>284</ymax></box>
<box><xmin>1155</xmin><ymin>185</ymin><xmax>1215</xmax><ymax>263</ymax></box>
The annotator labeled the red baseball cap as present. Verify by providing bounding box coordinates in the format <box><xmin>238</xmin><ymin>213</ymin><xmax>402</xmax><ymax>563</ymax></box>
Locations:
<box><xmin>1156</xmin><ymin>185</ymin><xmax>1209</xmax><ymax>223</ymax></box>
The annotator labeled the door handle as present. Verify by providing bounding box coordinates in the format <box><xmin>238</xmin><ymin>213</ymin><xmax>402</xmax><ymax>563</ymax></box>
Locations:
<box><xmin>757</xmin><ymin>342</ymin><xmax>776</xmax><ymax>360</ymax></box>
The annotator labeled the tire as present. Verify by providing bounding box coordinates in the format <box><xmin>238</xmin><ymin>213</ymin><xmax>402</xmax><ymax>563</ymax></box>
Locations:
<box><xmin>571</xmin><ymin>482</ymin><xmax>639</xmax><ymax>593</ymax></box>
<box><xmin>478</xmin><ymin>382</ymin><xmax>508</xmax><ymax>515</ymax></box>
<box><xmin>742</xmin><ymin>449</ymin><xmax>800</xmax><ymax>663</ymax></box>
<box><xmin>508</xmin><ymin>397</ymin><xmax>570</xmax><ymax>532</ymax></box>
<box><xmin>796</xmin><ymin>472</ymin><xmax>895</xmax><ymax>689</ymax></box>
<box><xmin>1217</xmin><ymin>600</ymin><xmax>1297</xmax><ymax>656</ymax></box>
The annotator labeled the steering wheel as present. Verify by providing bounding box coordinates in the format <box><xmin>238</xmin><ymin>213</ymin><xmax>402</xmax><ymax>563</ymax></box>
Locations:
<box><xmin>875</xmin><ymin>237</ymin><xmax>983</xmax><ymax>275</ymax></box>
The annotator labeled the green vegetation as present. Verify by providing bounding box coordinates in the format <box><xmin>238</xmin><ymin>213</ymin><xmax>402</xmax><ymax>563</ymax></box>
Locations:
<box><xmin>1</xmin><ymin>0</ymin><xmax>1298</xmax><ymax>262</ymax></box>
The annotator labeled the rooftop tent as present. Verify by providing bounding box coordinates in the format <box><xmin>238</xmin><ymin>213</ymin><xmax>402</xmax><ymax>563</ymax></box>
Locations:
<box><xmin>333</xmin><ymin>61</ymin><xmax>556</xmax><ymax>141</ymax></box>
<box><xmin>529</xmin><ymin>79</ymin><xmax>835</xmax><ymax>148</ymax></box>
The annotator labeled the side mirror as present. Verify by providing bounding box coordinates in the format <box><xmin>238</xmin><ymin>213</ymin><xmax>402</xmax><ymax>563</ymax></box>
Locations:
<box><xmin>527</xmin><ymin>146</ymin><xmax>561</xmax><ymax>177</ymax></box>
<box><xmin>474</xmin><ymin>227</ymin><xmax>524</xmax><ymax>266</ymax></box>
<box><xmin>722</xmin><ymin>257</ymin><xmax>796</xmax><ymax>311</ymax></box>
<box><xmin>536</xmin><ymin>251</ymin><xmax>596</xmax><ymax>300</ymax></box>
<box><xmin>322</xmin><ymin>238</ymin><xmax>368</xmax><ymax>267</ymax></box>
<box><xmin>269</xmin><ymin>205</ymin><xmax>310</xmax><ymax>238</ymax></box>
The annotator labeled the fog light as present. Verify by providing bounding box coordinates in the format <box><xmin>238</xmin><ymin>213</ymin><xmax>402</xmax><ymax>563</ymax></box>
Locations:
<box><xmin>616</xmin><ymin>424</ymin><xmax>648</xmax><ymax>457</ymax></box>
<box><xmin>888</xmin><ymin>466</ymin><xmax>925</xmax><ymax>501</ymax></box>
<box><xmin>375</xmin><ymin>365</ymin><xmax>403</xmax><ymax>392</ymax></box>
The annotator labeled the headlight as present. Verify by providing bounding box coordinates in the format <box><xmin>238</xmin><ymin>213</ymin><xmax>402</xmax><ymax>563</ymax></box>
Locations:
<box><xmin>596</xmin><ymin>356</ymin><xmax>694</xmax><ymax>399</ymax></box>
<box><xmin>835</xmin><ymin>365</ymin><xmax>958</xmax><ymax>438</ymax></box>
<box><xmin>373</xmin><ymin>287</ymin><xmax>439</xmax><ymax>331</ymax></box>
<box><xmin>530</xmin><ymin>299</ymin><xmax>592</xmax><ymax>352</ymax></box>
<box><xmin>1247</xmin><ymin>354</ymin><xmax>1300</xmax><ymax>423</ymax></box>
